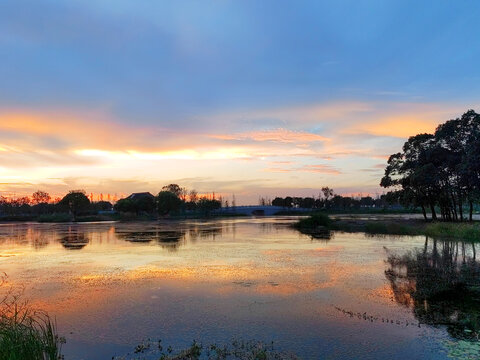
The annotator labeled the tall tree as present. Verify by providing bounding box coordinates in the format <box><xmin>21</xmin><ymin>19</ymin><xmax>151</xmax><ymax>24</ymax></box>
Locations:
<box><xmin>59</xmin><ymin>190</ymin><xmax>90</xmax><ymax>221</ymax></box>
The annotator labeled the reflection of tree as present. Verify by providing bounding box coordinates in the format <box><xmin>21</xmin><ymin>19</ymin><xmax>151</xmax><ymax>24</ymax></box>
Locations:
<box><xmin>60</xmin><ymin>232</ymin><xmax>89</xmax><ymax>250</ymax></box>
<box><xmin>116</xmin><ymin>229</ymin><xmax>186</xmax><ymax>250</ymax></box>
<box><xmin>385</xmin><ymin>237</ymin><xmax>480</xmax><ymax>340</ymax></box>
<box><xmin>296</xmin><ymin>227</ymin><xmax>333</xmax><ymax>241</ymax></box>
<box><xmin>116</xmin><ymin>231</ymin><xmax>156</xmax><ymax>243</ymax></box>
<box><xmin>188</xmin><ymin>226</ymin><xmax>222</xmax><ymax>242</ymax></box>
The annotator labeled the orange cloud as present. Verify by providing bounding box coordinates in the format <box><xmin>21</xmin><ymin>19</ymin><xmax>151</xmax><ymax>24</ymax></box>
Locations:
<box><xmin>264</xmin><ymin>164</ymin><xmax>341</xmax><ymax>175</ymax></box>
<box><xmin>211</xmin><ymin>128</ymin><xmax>329</xmax><ymax>143</ymax></box>
<box><xmin>345</xmin><ymin>116</ymin><xmax>438</xmax><ymax>138</ymax></box>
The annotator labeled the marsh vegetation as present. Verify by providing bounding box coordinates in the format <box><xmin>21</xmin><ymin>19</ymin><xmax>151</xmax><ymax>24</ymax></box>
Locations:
<box><xmin>0</xmin><ymin>275</ymin><xmax>64</xmax><ymax>360</ymax></box>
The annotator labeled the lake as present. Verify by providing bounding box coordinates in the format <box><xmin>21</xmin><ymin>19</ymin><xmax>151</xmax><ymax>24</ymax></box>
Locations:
<box><xmin>0</xmin><ymin>217</ymin><xmax>479</xmax><ymax>359</ymax></box>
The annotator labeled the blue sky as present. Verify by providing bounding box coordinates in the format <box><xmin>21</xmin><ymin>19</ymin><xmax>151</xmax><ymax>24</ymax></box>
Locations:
<box><xmin>0</xmin><ymin>1</ymin><xmax>479</xmax><ymax>203</ymax></box>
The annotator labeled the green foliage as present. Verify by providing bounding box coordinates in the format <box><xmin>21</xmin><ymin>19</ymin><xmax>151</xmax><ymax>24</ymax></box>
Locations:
<box><xmin>381</xmin><ymin>110</ymin><xmax>480</xmax><ymax>222</ymax></box>
<box><xmin>0</xmin><ymin>277</ymin><xmax>64</xmax><ymax>360</ymax></box>
<box><xmin>425</xmin><ymin>222</ymin><xmax>480</xmax><ymax>241</ymax></box>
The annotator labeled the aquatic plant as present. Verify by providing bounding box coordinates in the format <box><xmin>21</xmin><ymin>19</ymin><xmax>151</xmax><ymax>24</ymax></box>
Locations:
<box><xmin>0</xmin><ymin>275</ymin><xmax>65</xmax><ymax>360</ymax></box>
<box><xmin>114</xmin><ymin>339</ymin><xmax>300</xmax><ymax>360</ymax></box>
<box><xmin>424</xmin><ymin>222</ymin><xmax>480</xmax><ymax>241</ymax></box>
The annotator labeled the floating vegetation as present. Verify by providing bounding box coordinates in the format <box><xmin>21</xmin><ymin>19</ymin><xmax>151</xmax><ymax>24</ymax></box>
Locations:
<box><xmin>114</xmin><ymin>339</ymin><xmax>300</xmax><ymax>360</ymax></box>
<box><xmin>334</xmin><ymin>306</ymin><xmax>420</xmax><ymax>328</ymax></box>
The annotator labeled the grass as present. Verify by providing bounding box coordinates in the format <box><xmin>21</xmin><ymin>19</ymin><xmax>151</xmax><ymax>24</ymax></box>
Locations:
<box><xmin>295</xmin><ymin>214</ymin><xmax>480</xmax><ymax>241</ymax></box>
<box><xmin>115</xmin><ymin>339</ymin><xmax>300</xmax><ymax>360</ymax></box>
<box><xmin>424</xmin><ymin>222</ymin><xmax>480</xmax><ymax>241</ymax></box>
<box><xmin>0</xmin><ymin>276</ymin><xmax>65</xmax><ymax>360</ymax></box>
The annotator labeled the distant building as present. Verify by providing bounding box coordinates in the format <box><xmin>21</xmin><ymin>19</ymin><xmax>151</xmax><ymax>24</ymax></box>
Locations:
<box><xmin>125</xmin><ymin>192</ymin><xmax>155</xmax><ymax>201</ymax></box>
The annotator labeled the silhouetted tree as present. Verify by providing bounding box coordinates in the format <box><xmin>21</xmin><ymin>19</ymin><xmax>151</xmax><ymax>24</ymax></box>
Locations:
<box><xmin>381</xmin><ymin>110</ymin><xmax>480</xmax><ymax>221</ymax></box>
<box><xmin>197</xmin><ymin>197</ymin><xmax>221</xmax><ymax>216</ymax></box>
<box><xmin>59</xmin><ymin>190</ymin><xmax>90</xmax><ymax>221</ymax></box>
<box><xmin>321</xmin><ymin>187</ymin><xmax>334</xmax><ymax>208</ymax></box>
<box><xmin>157</xmin><ymin>191</ymin><xmax>182</xmax><ymax>216</ymax></box>
<box><xmin>31</xmin><ymin>190</ymin><xmax>51</xmax><ymax>205</ymax></box>
<box><xmin>162</xmin><ymin>184</ymin><xmax>182</xmax><ymax>197</ymax></box>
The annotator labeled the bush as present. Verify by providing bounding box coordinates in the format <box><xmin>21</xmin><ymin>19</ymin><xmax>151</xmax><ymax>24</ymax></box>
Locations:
<box><xmin>295</xmin><ymin>213</ymin><xmax>332</xmax><ymax>229</ymax></box>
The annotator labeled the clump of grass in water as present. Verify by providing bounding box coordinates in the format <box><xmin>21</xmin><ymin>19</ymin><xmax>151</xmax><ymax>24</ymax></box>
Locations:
<box><xmin>115</xmin><ymin>339</ymin><xmax>300</xmax><ymax>360</ymax></box>
<box><xmin>294</xmin><ymin>213</ymin><xmax>332</xmax><ymax>229</ymax></box>
<box><xmin>0</xmin><ymin>274</ymin><xmax>65</xmax><ymax>360</ymax></box>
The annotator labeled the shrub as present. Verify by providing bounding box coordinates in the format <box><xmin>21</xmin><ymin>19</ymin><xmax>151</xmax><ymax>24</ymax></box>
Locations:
<box><xmin>295</xmin><ymin>213</ymin><xmax>332</xmax><ymax>229</ymax></box>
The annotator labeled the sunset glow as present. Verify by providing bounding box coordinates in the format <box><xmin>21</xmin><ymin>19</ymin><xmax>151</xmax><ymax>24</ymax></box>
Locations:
<box><xmin>1</xmin><ymin>1</ymin><xmax>479</xmax><ymax>203</ymax></box>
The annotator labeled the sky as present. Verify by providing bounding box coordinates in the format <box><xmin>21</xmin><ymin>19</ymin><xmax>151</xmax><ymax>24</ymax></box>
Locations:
<box><xmin>1</xmin><ymin>0</ymin><xmax>479</xmax><ymax>204</ymax></box>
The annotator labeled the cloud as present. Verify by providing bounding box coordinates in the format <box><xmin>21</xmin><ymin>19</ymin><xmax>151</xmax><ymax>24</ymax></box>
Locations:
<box><xmin>265</xmin><ymin>164</ymin><xmax>341</xmax><ymax>175</ymax></box>
<box><xmin>211</xmin><ymin>128</ymin><xmax>329</xmax><ymax>143</ymax></box>
<box><xmin>0</xmin><ymin>101</ymin><xmax>472</xmax><ymax>201</ymax></box>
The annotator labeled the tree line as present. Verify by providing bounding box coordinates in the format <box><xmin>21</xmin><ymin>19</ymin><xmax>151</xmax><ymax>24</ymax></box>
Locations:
<box><xmin>381</xmin><ymin>109</ymin><xmax>480</xmax><ymax>221</ymax></box>
<box><xmin>0</xmin><ymin>184</ymin><xmax>222</xmax><ymax>220</ymax></box>
<box><xmin>269</xmin><ymin>186</ymin><xmax>389</xmax><ymax>210</ymax></box>
<box><xmin>114</xmin><ymin>184</ymin><xmax>221</xmax><ymax>217</ymax></box>
<box><xmin>0</xmin><ymin>190</ymin><xmax>111</xmax><ymax>220</ymax></box>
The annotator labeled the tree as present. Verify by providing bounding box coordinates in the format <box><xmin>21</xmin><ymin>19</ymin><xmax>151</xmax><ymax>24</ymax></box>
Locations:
<box><xmin>381</xmin><ymin>110</ymin><xmax>480</xmax><ymax>222</ymax></box>
<box><xmin>197</xmin><ymin>197</ymin><xmax>221</xmax><ymax>216</ymax></box>
<box><xmin>189</xmin><ymin>190</ymin><xmax>198</xmax><ymax>203</ymax></box>
<box><xmin>162</xmin><ymin>184</ymin><xmax>182</xmax><ymax>197</ymax></box>
<box><xmin>321</xmin><ymin>187</ymin><xmax>334</xmax><ymax>208</ymax></box>
<box><xmin>272</xmin><ymin>197</ymin><xmax>285</xmax><ymax>207</ymax></box>
<box><xmin>32</xmin><ymin>190</ymin><xmax>51</xmax><ymax>204</ymax></box>
<box><xmin>59</xmin><ymin>190</ymin><xmax>90</xmax><ymax>221</ymax></box>
<box><xmin>157</xmin><ymin>191</ymin><xmax>182</xmax><ymax>216</ymax></box>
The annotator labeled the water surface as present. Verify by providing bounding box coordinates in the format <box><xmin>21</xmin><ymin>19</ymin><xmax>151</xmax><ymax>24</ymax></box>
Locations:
<box><xmin>0</xmin><ymin>217</ymin><xmax>478</xmax><ymax>359</ymax></box>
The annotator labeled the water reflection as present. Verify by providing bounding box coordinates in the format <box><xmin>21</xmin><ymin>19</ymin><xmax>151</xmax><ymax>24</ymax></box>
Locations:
<box><xmin>60</xmin><ymin>232</ymin><xmax>89</xmax><ymax>250</ymax></box>
<box><xmin>385</xmin><ymin>237</ymin><xmax>480</xmax><ymax>340</ymax></box>
<box><xmin>2</xmin><ymin>218</ymin><xmax>479</xmax><ymax>360</ymax></box>
<box><xmin>295</xmin><ymin>227</ymin><xmax>333</xmax><ymax>241</ymax></box>
<box><xmin>116</xmin><ymin>230</ymin><xmax>186</xmax><ymax>244</ymax></box>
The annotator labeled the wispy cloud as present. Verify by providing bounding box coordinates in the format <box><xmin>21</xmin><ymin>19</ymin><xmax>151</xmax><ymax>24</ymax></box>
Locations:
<box><xmin>211</xmin><ymin>128</ymin><xmax>329</xmax><ymax>143</ymax></box>
<box><xmin>265</xmin><ymin>164</ymin><xmax>341</xmax><ymax>175</ymax></box>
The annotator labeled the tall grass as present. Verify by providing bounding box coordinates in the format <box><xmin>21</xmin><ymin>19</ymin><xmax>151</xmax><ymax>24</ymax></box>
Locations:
<box><xmin>425</xmin><ymin>222</ymin><xmax>480</xmax><ymax>241</ymax></box>
<box><xmin>0</xmin><ymin>275</ymin><xmax>64</xmax><ymax>360</ymax></box>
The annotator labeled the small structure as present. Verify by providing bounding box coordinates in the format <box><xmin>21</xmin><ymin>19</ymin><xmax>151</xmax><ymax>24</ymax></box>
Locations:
<box><xmin>126</xmin><ymin>192</ymin><xmax>155</xmax><ymax>201</ymax></box>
